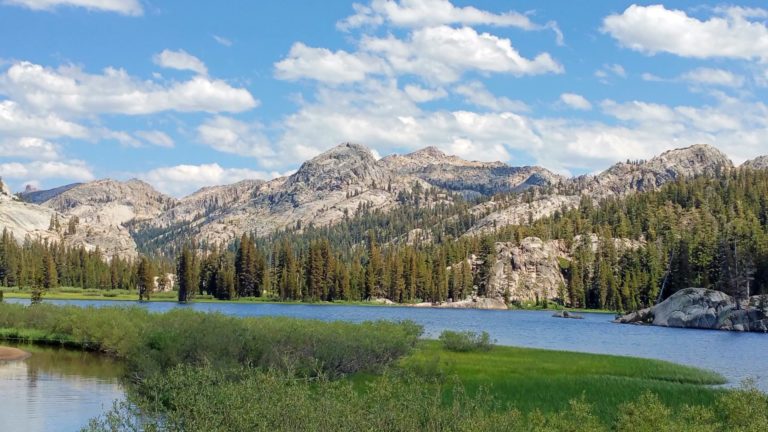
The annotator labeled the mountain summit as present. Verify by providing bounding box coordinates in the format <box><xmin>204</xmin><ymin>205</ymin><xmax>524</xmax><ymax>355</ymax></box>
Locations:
<box><xmin>1</xmin><ymin>143</ymin><xmax>757</xmax><ymax>258</ymax></box>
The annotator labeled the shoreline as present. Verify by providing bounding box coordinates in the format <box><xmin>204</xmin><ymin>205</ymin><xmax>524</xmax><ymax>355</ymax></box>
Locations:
<box><xmin>1</xmin><ymin>291</ymin><xmax>616</xmax><ymax>314</ymax></box>
<box><xmin>0</xmin><ymin>346</ymin><xmax>31</xmax><ymax>361</ymax></box>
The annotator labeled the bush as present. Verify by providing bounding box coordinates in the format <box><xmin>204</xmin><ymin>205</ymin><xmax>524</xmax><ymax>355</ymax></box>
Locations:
<box><xmin>439</xmin><ymin>330</ymin><xmax>494</xmax><ymax>352</ymax></box>
<box><xmin>0</xmin><ymin>303</ymin><xmax>422</xmax><ymax>379</ymax></box>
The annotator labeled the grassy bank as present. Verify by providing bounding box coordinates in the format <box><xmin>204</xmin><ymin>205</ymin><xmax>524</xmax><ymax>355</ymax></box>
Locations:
<box><xmin>3</xmin><ymin>287</ymin><xmax>618</xmax><ymax>313</ymax></box>
<box><xmin>396</xmin><ymin>341</ymin><xmax>724</xmax><ymax>422</ymax></box>
<box><xmin>1</xmin><ymin>302</ymin><xmax>761</xmax><ymax>431</ymax></box>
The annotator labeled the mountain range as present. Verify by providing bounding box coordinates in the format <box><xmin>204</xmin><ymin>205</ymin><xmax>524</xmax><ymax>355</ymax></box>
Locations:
<box><xmin>0</xmin><ymin>143</ymin><xmax>754</xmax><ymax>260</ymax></box>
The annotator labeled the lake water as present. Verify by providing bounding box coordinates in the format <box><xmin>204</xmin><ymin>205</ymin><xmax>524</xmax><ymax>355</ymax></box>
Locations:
<box><xmin>0</xmin><ymin>343</ymin><xmax>123</xmax><ymax>432</ymax></box>
<box><xmin>2</xmin><ymin>298</ymin><xmax>767</xmax><ymax>430</ymax></box>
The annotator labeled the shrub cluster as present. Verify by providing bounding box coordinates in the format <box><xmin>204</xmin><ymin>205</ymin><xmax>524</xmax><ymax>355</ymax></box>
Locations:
<box><xmin>0</xmin><ymin>303</ymin><xmax>421</xmax><ymax>379</ymax></box>
<box><xmin>439</xmin><ymin>330</ymin><xmax>494</xmax><ymax>352</ymax></box>
<box><xmin>85</xmin><ymin>365</ymin><xmax>768</xmax><ymax>432</ymax></box>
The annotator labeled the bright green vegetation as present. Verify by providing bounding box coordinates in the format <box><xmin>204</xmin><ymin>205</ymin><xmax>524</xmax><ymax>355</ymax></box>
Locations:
<box><xmin>1</xmin><ymin>303</ymin><xmax>762</xmax><ymax>431</ymax></box>
<box><xmin>0</xmin><ymin>302</ymin><xmax>421</xmax><ymax>378</ymax></box>
<box><xmin>400</xmin><ymin>340</ymin><xmax>725</xmax><ymax>421</ymax></box>
<box><xmin>438</xmin><ymin>330</ymin><xmax>494</xmax><ymax>352</ymax></box>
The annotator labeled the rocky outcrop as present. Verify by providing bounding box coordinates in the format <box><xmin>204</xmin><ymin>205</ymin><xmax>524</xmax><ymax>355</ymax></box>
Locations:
<box><xmin>465</xmin><ymin>195</ymin><xmax>580</xmax><ymax>236</ymax></box>
<box><xmin>487</xmin><ymin>237</ymin><xmax>567</xmax><ymax>304</ymax></box>
<box><xmin>741</xmin><ymin>155</ymin><xmax>768</xmax><ymax>171</ymax></box>
<box><xmin>616</xmin><ymin>288</ymin><xmax>768</xmax><ymax>332</ymax></box>
<box><xmin>19</xmin><ymin>182</ymin><xmax>82</xmax><ymax>204</ymax></box>
<box><xmin>380</xmin><ymin>146</ymin><xmax>563</xmax><ymax>196</ymax></box>
<box><xmin>583</xmin><ymin>144</ymin><xmax>733</xmax><ymax>198</ymax></box>
<box><xmin>465</xmin><ymin>144</ymin><xmax>733</xmax><ymax>235</ymax></box>
<box><xmin>412</xmin><ymin>297</ymin><xmax>508</xmax><ymax>310</ymax></box>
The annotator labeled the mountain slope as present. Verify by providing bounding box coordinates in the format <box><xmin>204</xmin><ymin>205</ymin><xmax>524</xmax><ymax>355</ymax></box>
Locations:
<box><xmin>466</xmin><ymin>144</ymin><xmax>733</xmax><ymax>235</ymax></box>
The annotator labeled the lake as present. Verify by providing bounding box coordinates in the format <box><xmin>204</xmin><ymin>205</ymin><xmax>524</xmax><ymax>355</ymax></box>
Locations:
<box><xmin>2</xmin><ymin>298</ymin><xmax>767</xmax><ymax>430</ymax></box>
<box><xmin>0</xmin><ymin>343</ymin><xmax>123</xmax><ymax>432</ymax></box>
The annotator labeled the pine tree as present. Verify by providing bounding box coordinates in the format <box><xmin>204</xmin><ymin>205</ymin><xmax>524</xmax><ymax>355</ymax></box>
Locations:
<box><xmin>137</xmin><ymin>256</ymin><xmax>154</xmax><ymax>301</ymax></box>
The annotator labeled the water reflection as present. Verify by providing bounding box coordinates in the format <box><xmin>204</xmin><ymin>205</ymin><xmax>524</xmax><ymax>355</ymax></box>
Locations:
<box><xmin>0</xmin><ymin>345</ymin><xmax>123</xmax><ymax>432</ymax></box>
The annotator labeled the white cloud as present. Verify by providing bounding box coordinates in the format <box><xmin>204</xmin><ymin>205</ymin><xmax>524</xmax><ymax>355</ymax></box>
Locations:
<box><xmin>338</xmin><ymin>0</ymin><xmax>563</xmax><ymax>44</ymax></box>
<box><xmin>153</xmin><ymin>49</ymin><xmax>208</xmax><ymax>75</ymax></box>
<box><xmin>135</xmin><ymin>130</ymin><xmax>174</xmax><ymax>148</ymax></box>
<box><xmin>0</xmin><ymin>137</ymin><xmax>60</xmax><ymax>160</ymax></box>
<box><xmin>680</xmin><ymin>67</ymin><xmax>744</xmax><ymax>87</ymax></box>
<box><xmin>641</xmin><ymin>72</ymin><xmax>664</xmax><ymax>82</ymax></box>
<box><xmin>3</xmin><ymin>0</ymin><xmax>142</xmax><ymax>15</ymax></box>
<box><xmin>362</xmin><ymin>26</ymin><xmax>562</xmax><ymax>83</ymax></box>
<box><xmin>603</xmin><ymin>5</ymin><xmax>768</xmax><ymax>60</ymax></box>
<box><xmin>275</xmin><ymin>80</ymin><xmax>540</xmax><ymax>165</ymax></box>
<box><xmin>0</xmin><ymin>61</ymin><xmax>257</xmax><ymax>116</ymax></box>
<box><xmin>454</xmin><ymin>81</ymin><xmax>528</xmax><ymax>112</ymax></box>
<box><xmin>197</xmin><ymin>116</ymin><xmax>274</xmax><ymax>160</ymax></box>
<box><xmin>0</xmin><ymin>100</ymin><xmax>87</xmax><ymax>138</ymax></box>
<box><xmin>212</xmin><ymin>35</ymin><xmax>233</xmax><ymax>47</ymax></box>
<box><xmin>274</xmin><ymin>43</ymin><xmax>386</xmax><ymax>84</ymax></box>
<box><xmin>403</xmin><ymin>84</ymin><xmax>447</xmax><ymax>102</ymax></box>
<box><xmin>340</xmin><ymin>0</ymin><xmax>538</xmax><ymax>29</ymax></box>
<box><xmin>0</xmin><ymin>159</ymin><xmax>94</xmax><ymax>181</ymax></box>
<box><xmin>595</xmin><ymin>63</ymin><xmax>626</xmax><ymax>83</ymax></box>
<box><xmin>560</xmin><ymin>93</ymin><xmax>592</xmax><ymax>110</ymax></box>
<box><xmin>139</xmin><ymin>163</ymin><xmax>276</xmax><ymax>197</ymax></box>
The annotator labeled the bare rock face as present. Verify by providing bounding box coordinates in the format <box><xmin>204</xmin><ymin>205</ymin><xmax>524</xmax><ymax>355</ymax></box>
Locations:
<box><xmin>37</xmin><ymin>179</ymin><xmax>177</xmax><ymax>259</ymax></box>
<box><xmin>412</xmin><ymin>297</ymin><xmax>508</xmax><ymax>310</ymax></box>
<box><xmin>19</xmin><ymin>183</ymin><xmax>82</xmax><ymax>204</ymax></box>
<box><xmin>584</xmin><ymin>144</ymin><xmax>733</xmax><ymax>198</ymax></box>
<box><xmin>0</xmin><ymin>178</ymin><xmax>12</xmax><ymax>198</ymax></box>
<box><xmin>466</xmin><ymin>195</ymin><xmax>580</xmax><ymax>236</ymax></box>
<box><xmin>466</xmin><ymin>144</ymin><xmax>733</xmax><ymax>235</ymax></box>
<box><xmin>487</xmin><ymin>237</ymin><xmax>567</xmax><ymax>304</ymax></box>
<box><xmin>617</xmin><ymin>288</ymin><xmax>768</xmax><ymax>333</ymax></box>
<box><xmin>380</xmin><ymin>146</ymin><xmax>563</xmax><ymax>196</ymax></box>
<box><xmin>741</xmin><ymin>155</ymin><xmax>768</xmax><ymax>171</ymax></box>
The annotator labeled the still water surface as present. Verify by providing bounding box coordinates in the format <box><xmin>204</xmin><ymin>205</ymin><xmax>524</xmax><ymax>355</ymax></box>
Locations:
<box><xmin>0</xmin><ymin>343</ymin><xmax>122</xmax><ymax>432</ymax></box>
<box><xmin>2</xmin><ymin>298</ymin><xmax>767</xmax><ymax>431</ymax></box>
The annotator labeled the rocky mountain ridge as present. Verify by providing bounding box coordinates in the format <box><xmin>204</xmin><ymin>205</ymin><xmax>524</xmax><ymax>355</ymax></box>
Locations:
<box><xmin>2</xmin><ymin>143</ymin><xmax>763</xmax><ymax>263</ymax></box>
<box><xmin>466</xmin><ymin>144</ymin><xmax>735</xmax><ymax>236</ymax></box>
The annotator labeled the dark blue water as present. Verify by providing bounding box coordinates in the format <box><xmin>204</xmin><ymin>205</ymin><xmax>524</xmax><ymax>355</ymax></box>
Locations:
<box><xmin>8</xmin><ymin>298</ymin><xmax>767</xmax><ymax>391</ymax></box>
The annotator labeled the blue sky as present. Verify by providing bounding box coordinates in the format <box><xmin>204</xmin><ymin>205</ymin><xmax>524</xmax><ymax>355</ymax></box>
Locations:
<box><xmin>1</xmin><ymin>0</ymin><xmax>768</xmax><ymax>196</ymax></box>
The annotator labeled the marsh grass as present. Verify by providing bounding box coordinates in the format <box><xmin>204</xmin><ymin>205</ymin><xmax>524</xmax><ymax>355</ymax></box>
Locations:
<box><xmin>399</xmin><ymin>341</ymin><xmax>725</xmax><ymax>422</ymax></box>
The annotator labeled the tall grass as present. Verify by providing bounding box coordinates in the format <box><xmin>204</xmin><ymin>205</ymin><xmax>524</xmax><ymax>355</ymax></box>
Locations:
<box><xmin>0</xmin><ymin>302</ymin><xmax>422</xmax><ymax>379</ymax></box>
<box><xmin>84</xmin><ymin>364</ymin><xmax>766</xmax><ymax>432</ymax></box>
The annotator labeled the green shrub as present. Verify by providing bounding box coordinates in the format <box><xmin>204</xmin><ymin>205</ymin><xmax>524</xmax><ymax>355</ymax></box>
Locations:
<box><xmin>0</xmin><ymin>303</ymin><xmax>422</xmax><ymax>379</ymax></box>
<box><xmin>438</xmin><ymin>330</ymin><xmax>494</xmax><ymax>352</ymax></box>
<box><xmin>58</xmin><ymin>287</ymin><xmax>84</xmax><ymax>294</ymax></box>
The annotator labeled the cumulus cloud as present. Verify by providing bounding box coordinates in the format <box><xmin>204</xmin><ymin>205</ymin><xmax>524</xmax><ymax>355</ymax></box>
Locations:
<box><xmin>0</xmin><ymin>159</ymin><xmax>94</xmax><ymax>182</ymax></box>
<box><xmin>274</xmin><ymin>43</ymin><xmax>387</xmax><ymax>84</ymax></box>
<box><xmin>153</xmin><ymin>49</ymin><xmax>208</xmax><ymax>75</ymax></box>
<box><xmin>559</xmin><ymin>93</ymin><xmax>592</xmax><ymax>110</ymax></box>
<box><xmin>0</xmin><ymin>100</ymin><xmax>87</xmax><ymax>138</ymax></box>
<box><xmin>3</xmin><ymin>0</ymin><xmax>142</xmax><ymax>15</ymax></box>
<box><xmin>135</xmin><ymin>130</ymin><xmax>175</xmax><ymax>148</ymax></box>
<box><xmin>197</xmin><ymin>116</ymin><xmax>274</xmax><ymax>160</ymax></box>
<box><xmin>337</xmin><ymin>0</ymin><xmax>563</xmax><ymax>44</ymax></box>
<box><xmin>680</xmin><ymin>67</ymin><xmax>744</xmax><ymax>87</ymax></box>
<box><xmin>454</xmin><ymin>81</ymin><xmax>528</xmax><ymax>112</ymax></box>
<box><xmin>602</xmin><ymin>5</ymin><xmax>768</xmax><ymax>61</ymax></box>
<box><xmin>0</xmin><ymin>61</ymin><xmax>257</xmax><ymax>116</ymax></box>
<box><xmin>361</xmin><ymin>26</ymin><xmax>562</xmax><ymax>83</ymax></box>
<box><xmin>0</xmin><ymin>137</ymin><xmax>60</xmax><ymax>160</ymax></box>
<box><xmin>403</xmin><ymin>84</ymin><xmax>447</xmax><ymax>102</ymax></box>
<box><xmin>274</xmin><ymin>80</ymin><xmax>540</xmax><ymax>164</ymax></box>
<box><xmin>139</xmin><ymin>163</ymin><xmax>276</xmax><ymax>197</ymax></box>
